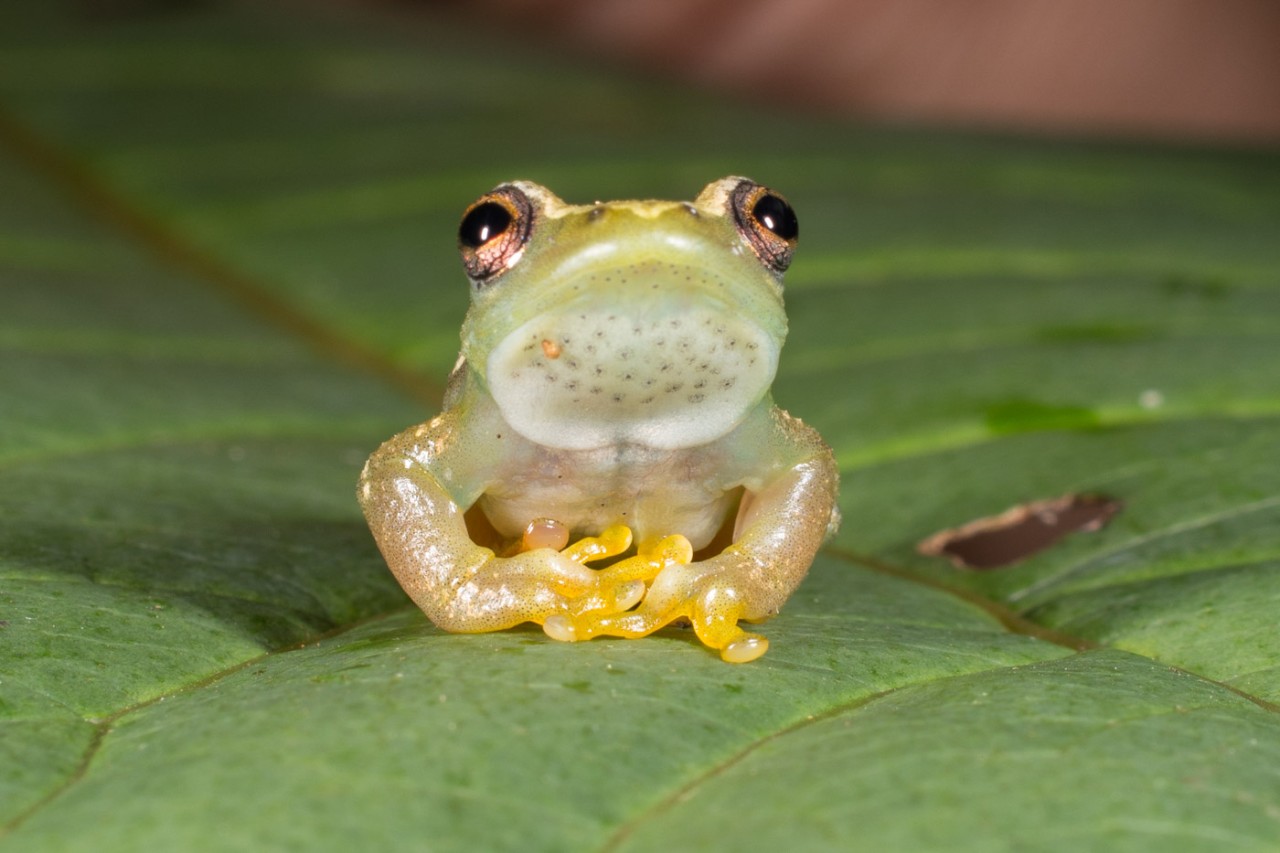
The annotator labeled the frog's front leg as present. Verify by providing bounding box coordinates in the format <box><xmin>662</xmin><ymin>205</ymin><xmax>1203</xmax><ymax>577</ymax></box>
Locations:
<box><xmin>547</xmin><ymin>413</ymin><xmax>840</xmax><ymax>663</ymax></box>
<box><xmin>358</xmin><ymin>421</ymin><xmax>641</xmax><ymax>633</ymax></box>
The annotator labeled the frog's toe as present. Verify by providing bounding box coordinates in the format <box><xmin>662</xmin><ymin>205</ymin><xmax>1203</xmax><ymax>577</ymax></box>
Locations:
<box><xmin>520</xmin><ymin>517</ymin><xmax>570</xmax><ymax>552</ymax></box>
<box><xmin>614</xmin><ymin>578</ymin><xmax>646</xmax><ymax>611</ymax></box>
<box><xmin>568</xmin><ymin>578</ymin><xmax>647</xmax><ymax>618</ymax></box>
<box><xmin>542</xmin><ymin>614</ymin><xmax>578</xmax><ymax>643</ymax></box>
<box><xmin>686</xmin><ymin>582</ymin><xmax>771</xmax><ymax>662</ymax></box>
<box><xmin>557</xmin><ymin>587</ymin><xmax>771</xmax><ymax>662</ymax></box>
<box><xmin>561</xmin><ymin>524</ymin><xmax>633</xmax><ymax>565</ymax></box>
<box><xmin>544</xmin><ymin>601</ymin><xmax>690</xmax><ymax>645</ymax></box>
<box><xmin>541</xmin><ymin>577</ymin><xmax>639</xmax><ymax>638</ymax></box>
<box><xmin>715</xmin><ymin>630</ymin><xmax>769</xmax><ymax>663</ymax></box>
<box><xmin>543</xmin><ymin>596</ymin><xmax>673</xmax><ymax>643</ymax></box>
<box><xmin>597</xmin><ymin>533</ymin><xmax>693</xmax><ymax>585</ymax></box>
<box><xmin>633</xmin><ymin>572</ymin><xmax>773</xmax><ymax>662</ymax></box>
<box><xmin>542</xmin><ymin>578</ymin><xmax>646</xmax><ymax>643</ymax></box>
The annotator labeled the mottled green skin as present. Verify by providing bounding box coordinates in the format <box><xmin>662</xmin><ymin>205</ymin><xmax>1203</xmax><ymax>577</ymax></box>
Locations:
<box><xmin>359</xmin><ymin>178</ymin><xmax>838</xmax><ymax>662</ymax></box>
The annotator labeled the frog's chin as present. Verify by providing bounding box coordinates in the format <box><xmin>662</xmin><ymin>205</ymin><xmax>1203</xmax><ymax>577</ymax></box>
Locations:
<box><xmin>484</xmin><ymin>306</ymin><xmax>780</xmax><ymax>451</ymax></box>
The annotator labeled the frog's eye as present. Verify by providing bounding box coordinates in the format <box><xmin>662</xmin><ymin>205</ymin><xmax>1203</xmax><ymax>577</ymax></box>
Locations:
<box><xmin>729</xmin><ymin>180</ymin><xmax>798</xmax><ymax>273</ymax></box>
<box><xmin>458</xmin><ymin>185</ymin><xmax>534</xmax><ymax>285</ymax></box>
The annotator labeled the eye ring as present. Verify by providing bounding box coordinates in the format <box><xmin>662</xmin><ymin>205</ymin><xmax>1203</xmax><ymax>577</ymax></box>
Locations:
<box><xmin>729</xmin><ymin>180</ymin><xmax>798</xmax><ymax>273</ymax></box>
<box><xmin>458</xmin><ymin>185</ymin><xmax>535</xmax><ymax>285</ymax></box>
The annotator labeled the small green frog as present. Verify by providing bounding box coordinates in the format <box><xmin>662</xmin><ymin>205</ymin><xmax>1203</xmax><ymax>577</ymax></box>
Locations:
<box><xmin>359</xmin><ymin>177</ymin><xmax>839</xmax><ymax>662</ymax></box>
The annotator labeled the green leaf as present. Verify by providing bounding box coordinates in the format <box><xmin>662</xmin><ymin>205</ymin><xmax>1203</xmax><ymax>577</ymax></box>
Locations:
<box><xmin>2</xmin><ymin>3</ymin><xmax>1279</xmax><ymax>850</ymax></box>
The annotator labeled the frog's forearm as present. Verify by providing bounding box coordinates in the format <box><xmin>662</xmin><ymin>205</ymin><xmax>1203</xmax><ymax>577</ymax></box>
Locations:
<box><xmin>728</xmin><ymin>443</ymin><xmax>840</xmax><ymax>618</ymax></box>
<box><xmin>360</xmin><ymin>444</ymin><xmax>493</xmax><ymax>628</ymax></box>
<box><xmin>359</xmin><ymin>437</ymin><xmax>601</xmax><ymax>632</ymax></box>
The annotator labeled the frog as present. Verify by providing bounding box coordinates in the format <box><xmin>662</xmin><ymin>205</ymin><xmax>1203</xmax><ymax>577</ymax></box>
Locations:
<box><xmin>358</xmin><ymin>177</ymin><xmax>839</xmax><ymax>663</ymax></box>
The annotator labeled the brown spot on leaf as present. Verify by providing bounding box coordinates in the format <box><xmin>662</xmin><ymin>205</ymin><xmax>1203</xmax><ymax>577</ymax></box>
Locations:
<box><xmin>918</xmin><ymin>493</ymin><xmax>1122</xmax><ymax>570</ymax></box>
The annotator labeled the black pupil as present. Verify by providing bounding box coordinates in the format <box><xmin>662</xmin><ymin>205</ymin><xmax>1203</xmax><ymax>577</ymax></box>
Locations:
<box><xmin>752</xmin><ymin>194</ymin><xmax>798</xmax><ymax>241</ymax></box>
<box><xmin>459</xmin><ymin>201</ymin><xmax>512</xmax><ymax>248</ymax></box>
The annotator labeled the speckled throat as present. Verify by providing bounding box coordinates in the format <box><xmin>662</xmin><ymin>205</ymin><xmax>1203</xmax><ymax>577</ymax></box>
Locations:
<box><xmin>486</xmin><ymin>273</ymin><xmax>779</xmax><ymax>451</ymax></box>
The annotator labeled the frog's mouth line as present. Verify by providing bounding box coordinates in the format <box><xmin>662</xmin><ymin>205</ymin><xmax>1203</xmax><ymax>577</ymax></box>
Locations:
<box><xmin>486</xmin><ymin>299</ymin><xmax>779</xmax><ymax>451</ymax></box>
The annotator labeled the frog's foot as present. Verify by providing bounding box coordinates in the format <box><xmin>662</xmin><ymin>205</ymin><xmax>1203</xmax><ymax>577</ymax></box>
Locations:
<box><xmin>569</xmin><ymin>602</ymin><xmax>768</xmax><ymax>663</ymax></box>
<box><xmin>543</xmin><ymin>533</ymin><xmax>690</xmax><ymax>642</ymax></box>
<box><xmin>464</xmin><ymin>522</ymin><xmax>644</xmax><ymax>629</ymax></box>
<box><xmin>596</xmin><ymin>533</ymin><xmax>694</xmax><ymax>586</ymax></box>
<box><xmin>515</xmin><ymin>523</ymin><xmax>646</xmax><ymax>620</ymax></box>
<box><xmin>544</xmin><ymin>537</ymin><xmax>767</xmax><ymax>663</ymax></box>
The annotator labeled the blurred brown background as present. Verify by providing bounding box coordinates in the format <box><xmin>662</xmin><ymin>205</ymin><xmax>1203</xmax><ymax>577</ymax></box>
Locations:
<box><xmin>432</xmin><ymin>0</ymin><xmax>1280</xmax><ymax>142</ymax></box>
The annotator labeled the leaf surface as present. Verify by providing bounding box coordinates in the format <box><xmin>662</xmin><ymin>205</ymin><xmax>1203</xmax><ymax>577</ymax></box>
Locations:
<box><xmin>2</xmin><ymin>3</ymin><xmax>1279</xmax><ymax>850</ymax></box>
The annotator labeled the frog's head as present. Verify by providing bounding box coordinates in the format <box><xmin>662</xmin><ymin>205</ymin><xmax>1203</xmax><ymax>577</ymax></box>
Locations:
<box><xmin>456</xmin><ymin>177</ymin><xmax>796</xmax><ymax>451</ymax></box>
